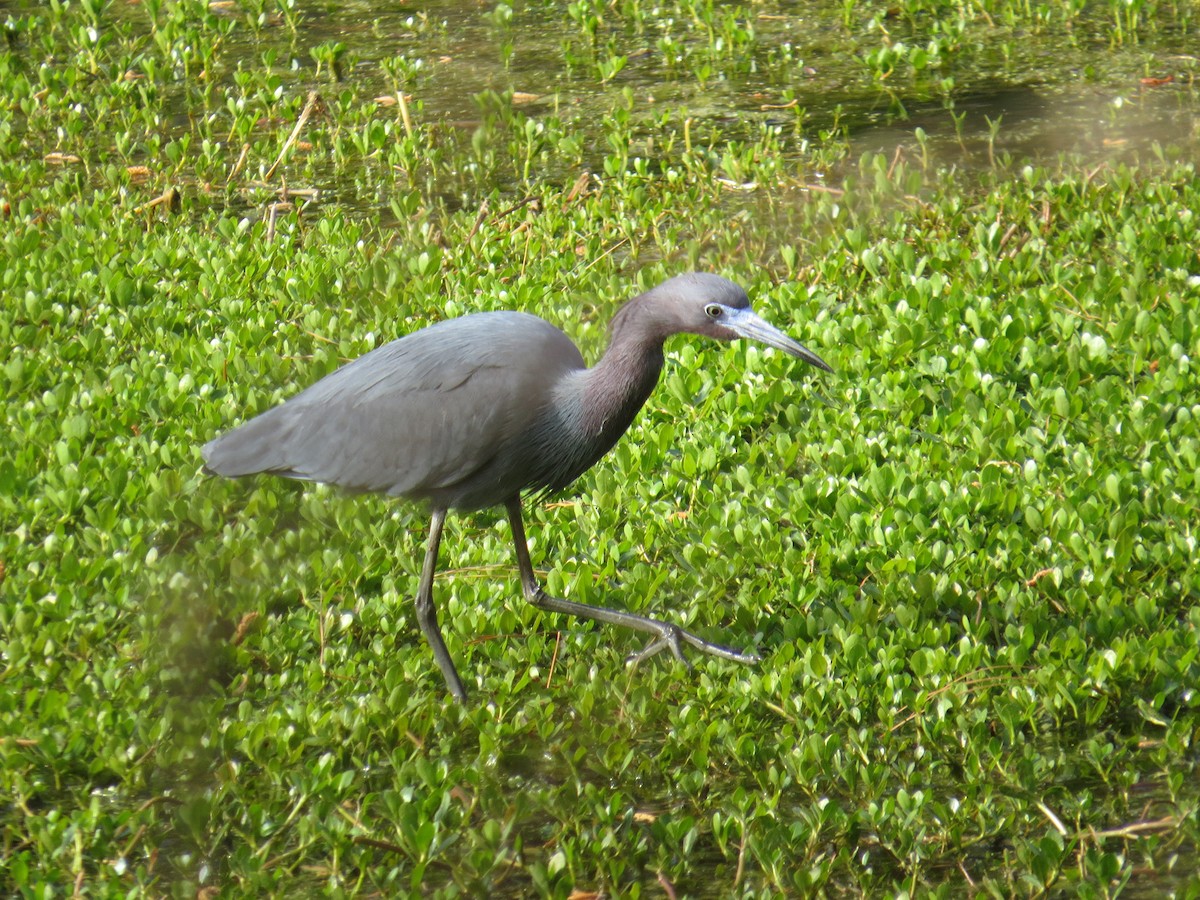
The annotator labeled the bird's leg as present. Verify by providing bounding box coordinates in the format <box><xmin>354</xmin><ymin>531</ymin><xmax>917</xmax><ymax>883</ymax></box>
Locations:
<box><xmin>415</xmin><ymin>508</ymin><xmax>468</xmax><ymax>703</ymax></box>
<box><xmin>505</xmin><ymin>499</ymin><xmax>760</xmax><ymax>671</ymax></box>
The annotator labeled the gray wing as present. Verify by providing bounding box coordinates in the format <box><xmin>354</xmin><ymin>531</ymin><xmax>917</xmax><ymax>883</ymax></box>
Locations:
<box><xmin>202</xmin><ymin>312</ymin><xmax>585</xmax><ymax>499</ymax></box>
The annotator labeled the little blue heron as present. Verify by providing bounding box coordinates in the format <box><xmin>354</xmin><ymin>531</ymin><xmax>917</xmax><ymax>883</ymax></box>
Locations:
<box><xmin>202</xmin><ymin>272</ymin><xmax>831</xmax><ymax>701</ymax></box>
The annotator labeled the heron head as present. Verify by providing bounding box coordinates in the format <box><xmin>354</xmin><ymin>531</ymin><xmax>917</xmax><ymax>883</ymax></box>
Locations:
<box><xmin>666</xmin><ymin>273</ymin><xmax>834</xmax><ymax>373</ymax></box>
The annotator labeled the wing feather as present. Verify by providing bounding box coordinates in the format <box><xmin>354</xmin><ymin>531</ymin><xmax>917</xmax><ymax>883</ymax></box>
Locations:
<box><xmin>203</xmin><ymin>312</ymin><xmax>585</xmax><ymax>502</ymax></box>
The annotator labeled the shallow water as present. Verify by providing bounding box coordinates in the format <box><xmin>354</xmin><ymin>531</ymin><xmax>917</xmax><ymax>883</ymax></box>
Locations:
<box><xmin>72</xmin><ymin>0</ymin><xmax>1198</xmax><ymax>215</ymax></box>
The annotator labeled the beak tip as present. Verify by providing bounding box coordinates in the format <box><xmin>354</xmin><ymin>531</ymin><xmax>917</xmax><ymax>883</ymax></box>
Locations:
<box><xmin>790</xmin><ymin>346</ymin><xmax>833</xmax><ymax>373</ymax></box>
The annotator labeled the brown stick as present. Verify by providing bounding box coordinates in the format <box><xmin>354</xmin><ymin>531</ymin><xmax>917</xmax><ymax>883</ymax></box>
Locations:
<box><xmin>265</xmin><ymin>91</ymin><xmax>322</xmax><ymax>181</ymax></box>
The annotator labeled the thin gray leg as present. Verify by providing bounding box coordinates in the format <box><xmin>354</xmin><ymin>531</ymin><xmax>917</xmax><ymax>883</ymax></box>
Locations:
<box><xmin>415</xmin><ymin>508</ymin><xmax>468</xmax><ymax>702</ymax></box>
<box><xmin>504</xmin><ymin>498</ymin><xmax>760</xmax><ymax>670</ymax></box>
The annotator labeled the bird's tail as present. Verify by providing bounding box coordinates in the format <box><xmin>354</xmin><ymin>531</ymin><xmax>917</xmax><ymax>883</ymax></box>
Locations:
<box><xmin>201</xmin><ymin>406</ymin><xmax>297</xmax><ymax>477</ymax></box>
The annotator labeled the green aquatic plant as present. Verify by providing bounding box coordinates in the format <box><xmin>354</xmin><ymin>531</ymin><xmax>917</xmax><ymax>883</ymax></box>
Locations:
<box><xmin>1</xmin><ymin>0</ymin><xmax>1198</xmax><ymax>895</ymax></box>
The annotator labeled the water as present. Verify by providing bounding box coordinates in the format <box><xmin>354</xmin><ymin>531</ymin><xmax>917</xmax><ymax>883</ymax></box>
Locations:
<box><xmin>83</xmin><ymin>0</ymin><xmax>1199</xmax><ymax>212</ymax></box>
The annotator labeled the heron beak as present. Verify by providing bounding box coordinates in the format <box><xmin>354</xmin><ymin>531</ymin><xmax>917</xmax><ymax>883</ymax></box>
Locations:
<box><xmin>724</xmin><ymin>307</ymin><xmax>834</xmax><ymax>373</ymax></box>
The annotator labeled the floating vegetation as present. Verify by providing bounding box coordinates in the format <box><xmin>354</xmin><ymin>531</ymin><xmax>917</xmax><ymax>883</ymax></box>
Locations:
<box><xmin>2</xmin><ymin>0</ymin><xmax>1197</xmax><ymax>895</ymax></box>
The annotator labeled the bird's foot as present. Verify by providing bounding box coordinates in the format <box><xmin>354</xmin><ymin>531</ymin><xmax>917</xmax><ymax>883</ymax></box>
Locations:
<box><xmin>625</xmin><ymin>621</ymin><xmax>760</xmax><ymax>668</ymax></box>
<box><xmin>525</xmin><ymin>586</ymin><xmax>760</xmax><ymax>669</ymax></box>
<box><xmin>627</xmin><ymin>626</ymin><xmax>690</xmax><ymax>668</ymax></box>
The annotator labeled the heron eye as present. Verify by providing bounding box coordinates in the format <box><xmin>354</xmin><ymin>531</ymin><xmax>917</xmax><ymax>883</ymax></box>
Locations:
<box><xmin>704</xmin><ymin>304</ymin><xmax>722</xmax><ymax>320</ymax></box>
